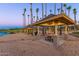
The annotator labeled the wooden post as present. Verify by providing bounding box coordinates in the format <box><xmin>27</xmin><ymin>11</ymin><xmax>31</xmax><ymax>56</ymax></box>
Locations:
<box><xmin>37</xmin><ymin>26</ymin><xmax>40</xmax><ymax>35</ymax></box>
<box><xmin>64</xmin><ymin>25</ymin><xmax>68</xmax><ymax>34</ymax></box>
<box><xmin>55</xmin><ymin>25</ymin><xmax>58</xmax><ymax>36</ymax></box>
<box><xmin>48</xmin><ymin>26</ymin><xmax>52</xmax><ymax>33</ymax></box>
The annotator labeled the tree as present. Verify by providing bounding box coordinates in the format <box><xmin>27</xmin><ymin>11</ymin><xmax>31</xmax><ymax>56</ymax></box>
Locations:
<box><xmin>23</xmin><ymin>8</ymin><xmax>26</xmax><ymax>28</ymax></box>
<box><xmin>33</xmin><ymin>16</ymin><xmax>35</xmax><ymax>22</ymax></box>
<box><xmin>22</xmin><ymin>8</ymin><xmax>26</xmax><ymax>33</ymax></box>
<box><xmin>50</xmin><ymin>9</ymin><xmax>52</xmax><ymax>14</ymax></box>
<box><xmin>30</xmin><ymin>3</ymin><xmax>33</xmax><ymax>24</ymax></box>
<box><xmin>67</xmin><ymin>6</ymin><xmax>71</xmax><ymax>16</ymax></box>
<box><xmin>45</xmin><ymin>3</ymin><xmax>47</xmax><ymax>17</ymax></box>
<box><xmin>73</xmin><ymin>8</ymin><xmax>77</xmax><ymax>31</ymax></box>
<box><xmin>57</xmin><ymin>8</ymin><xmax>60</xmax><ymax>14</ymax></box>
<box><xmin>24</xmin><ymin>8</ymin><xmax>26</xmax><ymax>14</ymax></box>
<box><xmin>73</xmin><ymin>8</ymin><xmax>77</xmax><ymax>24</ymax></box>
<box><xmin>42</xmin><ymin>3</ymin><xmax>44</xmax><ymax>18</ymax></box>
<box><xmin>61</xmin><ymin>3</ymin><xmax>63</xmax><ymax>13</ymax></box>
<box><xmin>54</xmin><ymin>3</ymin><xmax>56</xmax><ymax>15</ymax></box>
<box><xmin>27</xmin><ymin>15</ymin><xmax>29</xmax><ymax>24</ymax></box>
<box><xmin>40</xmin><ymin>18</ymin><xmax>41</xmax><ymax>20</ymax></box>
<box><xmin>36</xmin><ymin>8</ymin><xmax>39</xmax><ymax>21</ymax></box>
<box><xmin>63</xmin><ymin>3</ymin><xmax>67</xmax><ymax>14</ymax></box>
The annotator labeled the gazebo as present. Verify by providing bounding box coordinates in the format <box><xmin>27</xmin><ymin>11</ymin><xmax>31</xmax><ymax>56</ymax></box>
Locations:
<box><xmin>24</xmin><ymin>25</ymin><xmax>33</xmax><ymax>34</ymax></box>
<box><xmin>31</xmin><ymin>13</ymin><xmax>75</xmax><ymax>36</ymax></box>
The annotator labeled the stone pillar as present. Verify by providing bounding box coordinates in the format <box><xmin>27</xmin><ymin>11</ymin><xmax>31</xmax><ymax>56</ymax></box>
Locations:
<box><xmin>55</xmin><ymin>25</ymin><xmax>58</xmax><ymax>36</ymax></box>
<box><xmin>64</xmin><ymin>25</ymin><xmax>68</xmax><ymax>34</ymax></box>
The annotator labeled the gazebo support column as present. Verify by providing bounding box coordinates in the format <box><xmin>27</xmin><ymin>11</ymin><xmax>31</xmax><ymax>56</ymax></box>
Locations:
<box><xmin>49</xmin><ymin>26</ymin><xmax>51</xmax><ymax>32</ymax></box>
<box><xmin>27</xmin><ymin>30</ymin><xmax>29</xmax><ymax>34</ymax></box>
<box><xmin>32</xmin><ymin>28</ymin><xmax>35</xmax><ymax>36</ymax></box>
<box><xmin>37</xmin><ymin>26</ymin><xmax>40</xmax><ymax>35</ymax></box>
<box><xmin>64</xmin><ymin>25</ymin><xmax>68</xmax><ymax>34</ymax></box>
<box><xmin>55</xmin><ymin>25</ymin><xmax>58</xmax><ymax>36</ymax></box>
<box><xmin>26</xmin><ymin>30</ymin><xmax>28</xmax><ymax>34</ymax></box>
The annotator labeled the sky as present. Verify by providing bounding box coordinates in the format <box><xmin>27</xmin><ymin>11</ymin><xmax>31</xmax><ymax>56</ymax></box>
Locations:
<box><xmin>0</xmin><ymin>3</ymin><xmax>79</xmax><ymax>27</ymax></box>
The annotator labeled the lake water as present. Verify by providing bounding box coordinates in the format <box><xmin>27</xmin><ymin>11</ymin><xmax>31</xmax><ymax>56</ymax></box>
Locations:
<box><xmin>0</xmin><ymin>25</ymin><xmax>23</xmax><ymax>37</ymax></box>
<box><xmin>0</xmin><ymin>26</ymin><xmax>23</xmax><ymax>37</ymax></box>
<box><xmin>0</xmin><ymin>32</ymin><xmax>9</xmax><ymax>37</ymax></box>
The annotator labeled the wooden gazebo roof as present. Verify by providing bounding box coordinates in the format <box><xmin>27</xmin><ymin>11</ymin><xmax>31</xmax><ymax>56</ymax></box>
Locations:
<box><xmin>23</xmin><ymin>25</ymin><xmax>33</xmax><ymax>30</ymax></box>
<box><xmin>31</xmin><ymin>13</ymin><xmax>75</xmax><ymax>26</ymax></box>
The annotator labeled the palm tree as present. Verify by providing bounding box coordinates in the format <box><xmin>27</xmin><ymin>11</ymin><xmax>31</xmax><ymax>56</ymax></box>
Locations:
<box><xmin>45</xmin><ymin>3</ymin><xmax>47</xmax><ymax>17</ymax></box>
<box><xmin>42</xmin><ymin>3</ymin><xmax>44</xmax><ymax>18</ymax></box>
<box><xmin>63</xmin><ymin>3</ymin><xmax>67</xmax><ymax>14</ymax></box>
<box><xmin>78</xmin><ymin>21</ymin><xmax>79</xmax><ymax>24</ymax></box>
<box><xmin>23</xmin><ymin>8</ymin><xmax>26</xmax><ymax>28</ymax></box>
<box><xmin>73</xmin><ymin>8</ymin><xmax>77</xmax><ymax>24</ymax></box>
<box><xmin>73</xmin><ymin>8</ymin><xmax>77</xmax><ymax>31</ymax></box>
<box><xmin>33</xmin><ymin>16</ymin><xmax>35</xmax><ymax>22</ymax></box>
<box><xmin>57</xmin><ymin>8</ymin><xmax>60</xmax><ymax>14</ymax></box>
<box><xmin>50</xmin><ymin>9</ymin><xmax>52</xmax><ymax>14</ymax></box>
<box><xmin>24</xmin><ymin>8</ymin><xmax>26</xmax><ymax>13</ymax></box>
<box><xmin>61</xmin><ymin>3</ymin><xmax>63</xmax><ymax>13</ymax></box>
<box><xmin>40</xmin><ymin>18</ymin><xmax>42</xmax><ymax>20</ymax></box>
<box><xmin>67</xmin><ymin>6</ymin><xmax>71</xmax><ymax>16</ymax></box>
<box><xmin>54</xmin><ymin>3</ymin><xmax>56</xmax><ymax>15</ymax></box>
<box><xmin>36</xmin><ymin>8</ymin><xmax>39</xmax><ymax>21</ymax></box>
<box><xmin>30</xmin><ymin>3</ymin><xmax>33</xmax><ymax>24</ymax></box>
<box><xmin>22</xmin><ymin>8</ymin><xmax>26</xmax><ymax>33</ymax></box>
<box><xmin>27</xmin><ymin>15</ymin><xmax>29</xmax><ymax>24</ymax></box>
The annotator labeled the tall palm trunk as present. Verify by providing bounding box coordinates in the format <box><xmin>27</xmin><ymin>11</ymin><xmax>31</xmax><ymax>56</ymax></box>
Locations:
<box><xmin>23</xmin><ymin>14</ymin><xmax>26</xmax><ymax>28</ymax></box>
<box><xmin>67</xmin><ymin>6</ymin><xmax>71</xmax><ymax>17</ymax></box>
<box><xmin>28</xmin><ymin>15</ymin><xmax>29</xmax><ymax>25</ymax></box>
<box><xmin>57</xmin><ymin>8</ymin><xmax>60</xmax><ymax>14</ymax></box>
<box><xmin>68</xmin><ymin>10</ymin><xmax>70</xmax><ymax>16</ymax></box>
<box><xmin>42</xmin><ymin>3</ymin><xmax>44</xmax><ymax>19</ymax></box>
<box><xmin>73</xmin><ymin>8</ymin><xmax>77</xmax><ymax>31</ymax></box>
<box><xmin>23</xmin><ymin>8</ymin><xmax>26</xmax><ymax>28</ymax></box>
<box><xmin>63</xmin><ymin>4</ymin><xmax>67</xmax><ymax>14</ymax></box>
<box><xmin>74</xmin><ymin>14</ymin><xmax>77</xmax><ymax>31</ymax></box>
<box><xmin>54</xmin><ymin>3</ymin><xmax>56</xmax><ymax>15</ymax></box>
<box><xmin>30</xmin><ymin>3</ymin><xmax>33</xmax><ymax>24</ymax></box>
<box><xmin>45</xmin><ymin>3</ymin><xmax>47</xmax><ymax>17</ymax></box>
<box><xmin>42</xmin><ymin>3</ymin><xmax>45</xmax><ymax>35</ymax></box>
<box><xmin>36</xmin><ymin>12</ymin><xmax>38</xmax><ymax>21</ymax></box>
<box><xmin>22</xmin><ymin>13</ymin><xmax>26</xmax><ymax>33</ymax></box>
<box><xmin>50</xmin><ymin>10</ymin><xmax>52</xmax><ymax>14</ymax></box>
<box><xmin>74</xmin><ymin>14</ymin><xmax>77</xmax><ymax>24</ymax></box>
<box><xmin>64</xmin><ymin>6</ymin><xmax>66</xmax><ymax>14</ymax></box>
<box><xmin>33</xmin><ymin>16</ymin><xmax>35</xmax><ymax>22</ymax></box>
<box><xmin>36</xmin><ymin>8</ymin><xmax>39</xmax><ymax>21</ymax></box>
<box><xmin>61</xmin><ymin>3</ymin><xmax>63</xmax><ymax>13</ymax></box>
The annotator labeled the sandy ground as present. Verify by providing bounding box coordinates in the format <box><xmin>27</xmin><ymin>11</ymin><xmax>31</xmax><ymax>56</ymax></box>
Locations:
<box><xmin>59</xmin><ymin>35</ymin><xmax>79</xmax><ymax>56</ymax></box>
<box><xmin>0</xmin><ymin>33</ymin><xmax>63</xmax><ymax>56</ymax></box>
<box><xmin>0</xmin><ymin>33</ymin><xmax>79</xmax><ymax>56</ymax></box>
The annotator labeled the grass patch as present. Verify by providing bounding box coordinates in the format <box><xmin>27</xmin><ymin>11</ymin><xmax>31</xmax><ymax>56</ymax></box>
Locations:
<box><xmin>73</xmin><ymin>32</ymin><xmax>79</xmax><ymax>35</ymax></box>
<box><xmin>72</xmin><ymin>32</ymin><xmax>79</xmax><ymax>37</ymax></box>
